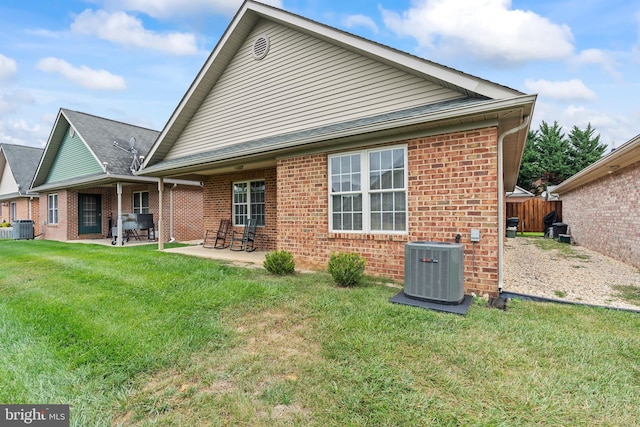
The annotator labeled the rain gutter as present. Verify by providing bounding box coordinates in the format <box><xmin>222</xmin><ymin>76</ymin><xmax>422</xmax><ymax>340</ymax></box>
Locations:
<box><xmin>498</xmin><ymin>115</ymin><xmax>530</xmax><ymax>293</ymax></box>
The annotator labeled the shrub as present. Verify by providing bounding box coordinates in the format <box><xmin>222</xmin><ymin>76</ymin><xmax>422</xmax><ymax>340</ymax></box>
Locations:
<box><xmin>327</xmin><ymin>252</ymin><xmax>366</xmax><ymax>287</ymax></box>
<box><xmin>263</xmin><ymin>250</ymin><xmax>296</xmax><ymax>275</ymax></box>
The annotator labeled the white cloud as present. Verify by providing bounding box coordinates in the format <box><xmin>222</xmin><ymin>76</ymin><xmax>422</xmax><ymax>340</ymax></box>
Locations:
<box><xmin>0</xmin><ymin>90</ymin><xmax>34</xmax><ymax>115</ymax></box>
<box><xmin>0</xmin><ymin>119</ymin><xmax>46</xmax><ymax>147</ymax></box>
<box><xmin>524</xmin><ymin>79</ymin><xmax>597</xmax><ymax>102</ymax></box>
<box><xmin>36</xmin><ymin>57</ymin><xmax>127</xmax><ymax>90</ymax></box>
<box><xmin>571</xmin><ymin>49</ymin><xmax>622</xmax><ymax>80</ymax></box>
<box><xmin>71</xmin><ymin>9</ymin><xmax>198</xmax><ymax>55</ymax></box>
<box><xmin>0</xmin><ymin>53</ymin><xmax>17</xmax><ymax>81</ymax></box>
<box><xmin>343</xmin><ymin>14</ymin><xmax>379</xmax><ymax>34</ymax></box>
<box><xmin>381</xmin><ymin>0</ymin><xmax>574</xmax><ymax>64</ymax></box>
<box><xmin>102</xmin><ymin>0</ymin><xmax>283</xmax><ymax>18</ymax></box>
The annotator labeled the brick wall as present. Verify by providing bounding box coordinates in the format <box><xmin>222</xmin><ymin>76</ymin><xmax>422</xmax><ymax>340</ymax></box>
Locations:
<box><xmin>561</xmin><ymin>160</ymin><xmax>640</xmax><ymax>268</ymax></box>
<box><xmin>38</xmin><ymin>184</ymin><xmax>203</xmax><ymax>242</ymax></box>
<box><xmin>203</xmin><ymin>168</ymin><xmax>277</xmax><ymax>250</ymax></box>
<box><xmin>1</xmin><ymin>198</ymin><xmax>40</xmax><ymax>236</ymax></box>
<box><xmin>39</xmin><ymin>190</ymin><xmax>68</xmax><ymax>241</ymax></box>
<box><xmin>276</xmin><ymin>127</ymin><xmax>500</xmax><ymax>296</ymax></box>
<box><xmin>167</xmin><ymin>185</ymin><xmax>204</xmax><ymax>241</ymax></box>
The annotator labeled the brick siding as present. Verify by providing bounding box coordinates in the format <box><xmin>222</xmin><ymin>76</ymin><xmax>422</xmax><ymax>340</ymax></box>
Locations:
<box><xmin>0</xmin><ymin>198</ymin><xmax>40</xmax><ymax>236</ymax></box>
<box><xmin>275</xmin><ymin>127</ymin><xmax>501</xmax><ymax>296</ymax></box>
<box><xmin>203</xmin><ymin>168</ymin><xmax>277</xmax><ymax>251</ymax></box>
<box><xmin>560</xmin><ymin>160</ymin><xmax>640</xmax><ymax>268</ymax></box>
<box><xmin>38</xmin><ymin>183</ymin><xmax>203</xmax><ymax>242</ymax></box>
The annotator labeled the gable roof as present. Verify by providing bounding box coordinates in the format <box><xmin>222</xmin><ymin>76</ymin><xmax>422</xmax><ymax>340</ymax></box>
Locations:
<box><xmin>140</xmin><ymin>0</ymin><xmax>535</xmax><ymax>190</ymax></box>
<box><xmin>554</xmin><ymin>133</ymin><xmax>640</xmax><ymax>194</ymax></box>
<box><xmin>0</xmin><ymin>144</ymin><xmax>44</xmax><ymax>199</ymax></box>
<box><xmin>506</xmin><ymin>185</ymin><xmax>535</xmax><ymax>198</ymax></box>
<box><xmin>32</xmin><ymin>109</ymin><xmax>160</xmax><ymax>191</ymax></box>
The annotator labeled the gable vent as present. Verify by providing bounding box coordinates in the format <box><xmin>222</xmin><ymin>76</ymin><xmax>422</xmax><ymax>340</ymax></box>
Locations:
<box><xmin>252</xmin><ymin>35</ymin><xmax>270</xmax><ymax>60</ymax></box>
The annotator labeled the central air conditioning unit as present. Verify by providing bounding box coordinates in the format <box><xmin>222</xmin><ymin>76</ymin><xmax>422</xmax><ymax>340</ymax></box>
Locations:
<box><xmin>12</xmin><ymin>219</ymin><xmax>35</xmax><ymax>240</ymax></box>
<box><xmin>404</xmin><ymin>241</ymin><xmax>464</xmax><ymax>304</ymax></box>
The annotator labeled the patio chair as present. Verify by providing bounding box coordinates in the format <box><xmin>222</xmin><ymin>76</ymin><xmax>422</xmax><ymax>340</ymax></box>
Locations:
<box><xmin>229</xmin><ymin>218</ymin><xmax>257</xmax><ymax>252</ymax></box>
<box><xmin>203</xmin><ymin>219</ymin><xmax>231</xmax><ymax>249</ymax></box>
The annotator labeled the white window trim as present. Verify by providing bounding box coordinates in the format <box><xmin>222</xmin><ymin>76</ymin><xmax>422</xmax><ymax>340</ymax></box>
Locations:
<box><xmin>132</xmin><ymin>191</ymin><xmax>149</xmax><ymax>214</ymax></box>
<box><xmin>232</xmin><ymin>179</ymin><xmax>265</xmax><ymax>227</ymax></box>
<box><xmin>48</xmin><ymin>193</ymin><xmax>58</xmax><ymax>225</ymax></box>
<box><xmin>328</xmin><ymin>144</ymin><xmax>408</xmax><ymax>234</ymax></box>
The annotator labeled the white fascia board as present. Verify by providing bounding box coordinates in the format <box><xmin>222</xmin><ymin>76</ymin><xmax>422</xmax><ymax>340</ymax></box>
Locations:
<box><xmin>32</xmin><ymin>109</ymin><xmax>67</xmax><ymax>188</ymax></box>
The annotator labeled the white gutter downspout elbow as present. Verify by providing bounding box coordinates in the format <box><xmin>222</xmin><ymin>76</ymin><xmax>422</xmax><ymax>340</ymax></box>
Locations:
<box><xmin>498</xmin><ymin>115</ymin><xmax>530</xmax><ymax>293</ymax></box>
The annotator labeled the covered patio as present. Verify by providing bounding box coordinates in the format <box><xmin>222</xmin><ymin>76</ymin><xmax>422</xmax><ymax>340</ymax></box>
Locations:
<box><xmin>66</xmin><ymin>237</ymin><xmax>267</xmax><ymax>268</ymax></box>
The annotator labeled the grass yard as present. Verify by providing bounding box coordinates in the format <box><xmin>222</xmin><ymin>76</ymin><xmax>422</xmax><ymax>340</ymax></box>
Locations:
<box><xmin>1</xmin><ymin>240</ymin><xmax>640</xmax><ymax>426</ymax></box>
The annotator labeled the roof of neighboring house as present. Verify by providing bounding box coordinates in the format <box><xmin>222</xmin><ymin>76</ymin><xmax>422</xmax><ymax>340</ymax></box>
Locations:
<box><xmin>140</xmin><ymin>0</ymin><xmax>535</xmax><ymax>191</ymax></box>
<box><xmin>31</xmin><ymin>109</ymin><xmax>160</xmax><ymax>191</ymax></box>
<box><xmin>506</xmin><ymin>185</ymin><xmax>535</xmax><ymax>198</ymax></box>
<box><xmin>0</xmin><ymin>143</ymin><xmax>44</xmax><ymax>199</ymax></box>
<box><xmin>553</xmin><ymin>133</ymin><xmax>640</xmax><ymax>194</ymax></box>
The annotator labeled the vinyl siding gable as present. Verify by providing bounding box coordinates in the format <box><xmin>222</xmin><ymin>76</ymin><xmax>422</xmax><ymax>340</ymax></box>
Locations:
<box><xmin>45</xmin><ymin>127</ymin><xmax>103</xmax><ymax>184</ymax></box>
<box><xmin>0</xmin><ymin>159</ymin><xmax>19</xmax><ymax>195</ymax></box>
<box><xmin>165</xmin><ymin>19</ymin><xmax>465</xmax><ymax>160</ymax></box>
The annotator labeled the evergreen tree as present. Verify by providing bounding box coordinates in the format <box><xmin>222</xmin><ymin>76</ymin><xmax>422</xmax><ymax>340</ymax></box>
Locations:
<box><xmin>517</xmin><ymin>130</ymin><xmax>543</xmax><ymax>194</ymax></box>
<box><xmin>567</xmin><ymin>123</ymin><xmax>607</xmax><ymax>174</ymax></box>
<box><xmin>536</xmin><ymin>120</ymin><xmax>573</xmax><ymax>185</ymax></box>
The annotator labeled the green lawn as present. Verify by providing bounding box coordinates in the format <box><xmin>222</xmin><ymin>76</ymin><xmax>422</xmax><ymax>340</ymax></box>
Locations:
<box><xmin>1</xmin><ymin>240</ymin><xmax>640</xmax><ymax>426</ymax></box>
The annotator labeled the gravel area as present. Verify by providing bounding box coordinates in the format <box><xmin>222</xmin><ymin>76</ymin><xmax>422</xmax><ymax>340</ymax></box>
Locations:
<box><xmin>503</xmin><ymin>236</ymin><xmax>640</xmax><ymax>311</ymax></box>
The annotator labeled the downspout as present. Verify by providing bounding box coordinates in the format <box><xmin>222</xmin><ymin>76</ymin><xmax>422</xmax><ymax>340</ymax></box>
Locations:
<box><xmin>169</xmin><ymin>183</ymin><xmax>177</xmax><ymax>242</ymax></box>
<box><xmin>498</xmin><ymin>115</ymin><xmax>530</xmax><ymax>293</ymax></box>
<box><xmin>158</xmin><ymin>178</ymin><xmax>164</xmax><ymax>251</ymax></box>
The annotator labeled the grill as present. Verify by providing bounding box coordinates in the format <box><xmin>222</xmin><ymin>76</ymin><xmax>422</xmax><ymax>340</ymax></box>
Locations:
<box><xmin>111</xmin><ymin>213</ymin><xmax>155</xmax><ymax>245</ymax></box>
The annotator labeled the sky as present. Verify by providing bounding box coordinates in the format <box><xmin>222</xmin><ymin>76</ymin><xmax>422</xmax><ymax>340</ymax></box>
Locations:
<box><xmin>1</xmin><ymin>0</ymin><xmax>639</xmax><ymax>152</ymax></box>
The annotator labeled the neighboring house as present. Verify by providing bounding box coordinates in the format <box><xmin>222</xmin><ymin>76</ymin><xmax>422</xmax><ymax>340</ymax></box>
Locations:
<box><xmin>0</xmin><ymin>143</ymin><xmax>44</xmax><ymax>235</ymax></box>
<box><xmin>30</xmin><ymin>109</ymin><xmax>203</xmax><ymax>244</ymax></box>
<box><xmin>139</xmin><ymin>1</ymin><xmax>535</xmax><ymax>296</ymax></box>
<box><xmin>553</xmin><ymin>133</ymin><xmax>640</xmax><ymax>269</ymax></box>
<box><xmin>506</xmin><ymin>185</ymin><xmax>535</xmax><ymax>203</ymax></box>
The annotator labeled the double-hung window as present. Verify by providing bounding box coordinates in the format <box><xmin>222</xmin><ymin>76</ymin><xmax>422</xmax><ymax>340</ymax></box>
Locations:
<box><xmin>48</xmin><ymin>194</ymin><xmax>58</xmax><ymax>224</ymax></box>
<box><xmin>233</xmin><ymin>180</ymin><xmax>265</xmax><ymax>226</ymax></box>
<box><xmin>9</xmin><ymin>202</ymin><xmax>16</xmax><ymax>222</ymax></box>
<box><xmin>133</xmin><ymin>191</ymin><xmax>149</xmax><ymax>214</ymax></box>
<box><xmin>329</xmin><ymin>146</ymin><xmax>407</xmax><ymax>233</ymax></box>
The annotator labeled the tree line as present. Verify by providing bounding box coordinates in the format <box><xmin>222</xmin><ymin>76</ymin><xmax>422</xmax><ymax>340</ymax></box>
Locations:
<box><xmin>517</xmin><ymin>121</ymin><xmax>608</xmax><ymax>195</ymax></box>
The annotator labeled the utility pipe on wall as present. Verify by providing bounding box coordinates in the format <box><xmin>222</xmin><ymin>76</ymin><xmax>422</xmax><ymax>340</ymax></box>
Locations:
<box><xmin>498</xmin><ymin>115</ymin><xmax>530</xmax><ymax>293</ymax></box>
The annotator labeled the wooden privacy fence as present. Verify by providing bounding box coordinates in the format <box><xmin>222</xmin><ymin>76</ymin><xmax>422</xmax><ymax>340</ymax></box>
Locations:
<box><xmin>506</xmin><ymin>198</ymin><xmax>562</xmax><ymax>233</ymax></box>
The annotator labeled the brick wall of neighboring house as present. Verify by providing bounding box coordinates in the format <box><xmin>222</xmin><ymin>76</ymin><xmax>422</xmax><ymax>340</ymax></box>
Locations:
<box><xmin>40</xmin><ymin>190</ymin><xmax>68</xmax><ymax>241</ymax></box>
<box><xmin>276</xmin><ymin>127</ymin><xmax>500</xmax><ymax>296</ymax></box>
<box><xmin>560</xmin><ymin>160</ymin><xmax>640</xmax><ymax>269</ymax></box>
<box><xmin>203</xmin><ymin>168</ymin><xmax>277</xmax><ymax>251</ymax></box>
<box><xmin>37</xmin><ymin>183</ymin><xmax>202</xmax><ymax>243</ymax></box>
<box><xmin>2</xmin><ymin>198</ymin><xmax>41</xmax><ymax>236</ymax></box>
<box><xmin>68</xmin><ymin>187</ymin><xmax>113</xmax><ymax>240</ymax></box>
<box><xmin>109</xmin><ymin>183</ymin><xmax>203</xmax><ymax>242</ymax></box>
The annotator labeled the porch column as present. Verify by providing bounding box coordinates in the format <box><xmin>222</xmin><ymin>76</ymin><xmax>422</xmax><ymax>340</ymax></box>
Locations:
<box><xmin>158</xmin><ymin>178</ymin><xmax>164</xmax><ymax>250</ymax></box>
<box><xmin>116</xmin><ymin>182</ymin><xmax>123</xmax><ymax>246</ymax></box>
